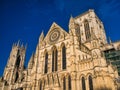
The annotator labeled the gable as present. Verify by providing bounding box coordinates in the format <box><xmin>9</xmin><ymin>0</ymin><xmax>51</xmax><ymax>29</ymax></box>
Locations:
<box><xmin>44</xmin><ymin>22</ymin><xmax>69</xmax><ymax>45</ymax></box>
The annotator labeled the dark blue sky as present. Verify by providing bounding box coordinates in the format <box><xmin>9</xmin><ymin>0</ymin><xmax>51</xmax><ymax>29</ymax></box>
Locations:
<box><xmin>0</xmin><ymin>0</ymin><xmax>120</xmax><ymax>76</ymax></box>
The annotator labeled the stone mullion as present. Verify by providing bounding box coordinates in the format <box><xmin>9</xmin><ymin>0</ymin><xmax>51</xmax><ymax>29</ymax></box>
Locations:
<box><xmin>48</xmin><ymin>51</ymin><xmax>51</xmax><ymax>73</ymax></box>
<box><xmin>85</xmin><ymin>77</ymin><xmax>89</xmax><ymax>90</ymax></box>
<box><xmin>66</xmin><ymin>77</ymin><xmax>68</xmax><ymax>90</ymax></box>
<box><xmin>57</xmin><ymin>48</ymin><xmax>61</xmax><ymax>71</ymax></box>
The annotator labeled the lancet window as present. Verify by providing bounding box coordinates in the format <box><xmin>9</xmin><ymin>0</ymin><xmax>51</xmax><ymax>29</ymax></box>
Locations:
<box><xmin>62</xmin><ymin>45</ymin><xmax>66</xmax><ymax>70</ymax></box>
<box><xmin>84</xmin><ymin>20</ymin><xmax>91</xmax><ymax>40</ymax></box>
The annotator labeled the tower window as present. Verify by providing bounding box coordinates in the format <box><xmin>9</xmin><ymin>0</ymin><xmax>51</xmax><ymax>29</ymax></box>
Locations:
<box><xmin>84</xmin><ymin>20</ymin><xmax>91</xmax><ymax>40</ymax></box>
<box><xmin>88</xmin><ymin>75</ymin><xmax>93</xmax><ymax>90</ymax></box>
<box><xmin>62</xmin><ymin>45</ymin><xmax>66</xmax><ymax>70</ymax></box>
<box><xmin>81</xmin><ymin>77</ymin><xmax>86</xmax><ymax>90</ymax></box>
<box><xmin>16</xmin><ymin>55</ymin><xmax>21</xmax><ymax>68</ymax></box>
<box><xmin>44</xmin><ymin>52</ymin><xmax>48</xmax><ymax>74</ymax></box>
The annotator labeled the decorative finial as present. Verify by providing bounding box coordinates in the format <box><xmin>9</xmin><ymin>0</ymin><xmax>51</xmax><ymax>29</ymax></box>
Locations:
<box><xmin>39</xmin><ymin>31</ymin><xmax>44</xmax><ymax>42</ymax></box>
<box><xmin>17</xmin><ymin>40</ymin><xmax>20</xmax><ymax>47</ymax></box>
<box><xmin>109</xmin><ymin>37</ymin><xmax>112</xmax><ymax>44</ymax></box>
<box><xmin>25</xmin><ymin>43</ymin><xmax>28</xmax><ymax>50</ymax></box>
<box><xmin>21</xmin><ymin>43</ymin><xmax>24</xmax><ymax>48</ymax></box>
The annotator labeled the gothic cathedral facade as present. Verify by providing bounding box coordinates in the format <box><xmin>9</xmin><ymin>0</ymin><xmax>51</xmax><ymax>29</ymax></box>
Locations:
<box><xmin>0</xmin><ymin>9</ymin><xmax>120</xmax><ymax>90</ymax></box>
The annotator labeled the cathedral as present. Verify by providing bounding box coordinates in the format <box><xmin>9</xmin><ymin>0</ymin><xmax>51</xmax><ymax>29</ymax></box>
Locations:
<box><xmin>0</xmin><ymin>9</ymin><xmax>120</xmax><ymax>90</ymax></box>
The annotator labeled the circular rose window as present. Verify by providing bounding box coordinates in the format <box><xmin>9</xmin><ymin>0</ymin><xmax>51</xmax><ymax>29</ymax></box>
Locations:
<box><xmin>49</xmin><ymin>29</ymin><xmax>60</xmax><ymax>43</ymax></box>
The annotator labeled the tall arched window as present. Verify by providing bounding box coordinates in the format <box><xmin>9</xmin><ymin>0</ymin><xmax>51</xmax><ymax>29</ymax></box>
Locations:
<box><xmin>84</xmin><ymin>20</ymin><xmax>91</xmax><ymax>40</ymax></box>
<box><xmin>52</xmin><ymin>47</ymin><xmax>58</xmax><ymax>72</ymax></box>
<box><xmin>44</xmin><ymin>52</ymin><xmax>48</xmax><ymax>73</ymax></box>
<box><xmin>76</xmin><ymin>24</ymin><xmax>81</xmax><ymax>44</ymax></box>
<box><xmin>55</xmin><ymin>49</ymin><xmax>58</xmax><ymax>71</ymax></box>
<box><xmin>68</xmin><ymin>75</ymin><xmax>71</xmax><ymax>90</ymax></box>
<box><xmin>81</xmin><ymin>77</ymin><xmax>86</xmax><ymax>90</ymax></box>
<box><xmin>88</xmin><ymin>75</ymin><xmax>93</xmax><ymax>90</ymax></box>
<box><xmin>16</xmin><ymin>55</ymin><xmax>21</xmax><ymax>68</ymax></box>
<box><xmin>63</xmin><ymin>77</ymin><xmax>66</xmax><ymax>90</ymax></box>
<box><xmin>62</xmin><ymin>45</ymin><xmax>66</xmax><ymax>70</ymax></box>
<box><xmin>52</xmin><ymin>50</ymin><xmax>54</xmax><ymax>72</ymax></box>
<box><xmin>40</xmin><ymin>81</ymin><xmax>42</xmax><ymax>90</ymax></box>
<box><xmin>15</xmin><ymin>72</ymin><xmax>19</xmax><ymax>83</ymax></box>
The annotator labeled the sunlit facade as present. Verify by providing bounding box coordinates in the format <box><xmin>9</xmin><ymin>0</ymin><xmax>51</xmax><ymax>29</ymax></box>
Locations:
<box><xmin>0</xmin><ymin>9</ymin><xmax>120</xmax><ymax>90</ymax></box>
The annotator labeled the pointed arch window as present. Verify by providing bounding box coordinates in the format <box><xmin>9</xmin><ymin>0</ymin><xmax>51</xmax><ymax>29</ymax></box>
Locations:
<box><xmin>15</xmin><ymin>72</ymin><xmax>19</xmax><ymax>83</ymax></box>
<box><xmin>62</xmin><ymin>45</ymin><xmax>66</xmax><ymax>70</ymax></box>
<box><xmin>68</xmin><ymin>75</ymin><xmax>71</xmax><ymax>90</ymax></box>
<box><xmin>40</xmin><ymin>81</ymin><xmax>42</xmax><ymax>90</ymax></box>
<box><xmin>16</xmin><ymin>55</ymin><xmax>21</xmax><ymax>68</ymax></box>
<box><xmin>52</xmin><ymin>47</ymin><xmax>58</xmax><ymax>72</ymax></box>
<box><xmin>63</xmin><ymin>77</ymin><xmax>66</xmax><ymax>90</ymax></box>
<box><xmin>81</xmin><ymin>77</ymin><xmax>86</xmax><ymax>90</ymax></box>
<box><xmin>52</xmin><ymin>50</ymin><xmax>54</xmax><ymax>72</ymax></box>
<box><xmin>55</xmin><ymin>49</ymin><xmax>58</xmax><ymax>71</ymax></box>
<box><xmin>84</xmin><ymin>20</ymin><xmax>91</xmax><ymax>40</ymax></box>
<box><xmin>44</xmin><ymin>52</ymin><xmax>48</xmax><ymax>74</ymax></box>
<box><xmin>88</xmin><ymin>75</ymin><xmax>93</xmax><ymax>90</ymax></box>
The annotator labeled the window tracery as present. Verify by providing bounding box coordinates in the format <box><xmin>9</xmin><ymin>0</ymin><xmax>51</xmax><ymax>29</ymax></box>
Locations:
<box><xmin>52</xmin><ymin>46</ymin><xmax>58</xmax><ymax>72</ymax></box>
<box><xmin>84</xmin><ymin>20</ymin><xmax>91</xmax><ymax>40</ymax></box>
<box><xmin>44</xmin><ymin>52</ymin><xmax>48</xmax><ymax>73</ymax></box>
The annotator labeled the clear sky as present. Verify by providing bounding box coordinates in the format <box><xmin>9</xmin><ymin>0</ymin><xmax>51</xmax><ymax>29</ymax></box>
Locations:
<box><xmin>0</xmin><ymin>0</ymin><xmax>120</xmax><ymax>76</ymax></box>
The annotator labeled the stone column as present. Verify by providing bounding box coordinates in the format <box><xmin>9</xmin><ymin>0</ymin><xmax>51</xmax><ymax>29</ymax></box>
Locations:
<box><xmin>66</xmin><ymin>76</ymin><xmax>68</xmax><ymax>90</ymax></box>
<box><xmin>85</xmin><ymin>77</ymin><xmax>89</xmax><ymax>90</ymax></box>
<box><xmin>58</xmin><ymin>47</ymin><xmax>61</xmax><ymax>71</ymax></box>
<box><xmin>79</xmin><ymin>78</ymin><xmax>82</xmax><ymax>90</ymax></box>
<box><xmin>71</xmin><ymin>72</ymin><xmax>77</xmax><ymax>90</ymax></box>
<box><xmin>76</xmin><ymin>77</ymin><xmax>80</xmax><ymax>90</ymax></box>
<box><xmin>48</xmin><ymin>51</ymin><xmax>52</xmax><ymax>73</ymax></box>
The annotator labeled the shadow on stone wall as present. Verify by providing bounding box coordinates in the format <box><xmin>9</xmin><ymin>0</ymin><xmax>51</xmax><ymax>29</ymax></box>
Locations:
<box><xmin>95</xmin><ymin>87</ymin><xmax>112</xmax><ymax>90</ymax></box>
<box><xmin>117</xmin><ymin>87</ymin><xmax>120</xmax><ymax>90</ymax></box>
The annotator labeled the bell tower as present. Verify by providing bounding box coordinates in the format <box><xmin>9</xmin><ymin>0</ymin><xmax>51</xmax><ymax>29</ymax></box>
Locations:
<box><xmin>3</xmin><ymin>41</ymin><xmax>26</xmax><ymax>85</ymax></box>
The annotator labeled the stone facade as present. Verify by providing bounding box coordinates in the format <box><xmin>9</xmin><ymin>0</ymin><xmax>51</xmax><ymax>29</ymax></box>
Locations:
<box><xmin>0</xmin><ymin>9</ymin><xmax>120</xmax><ymax>90</ymax></box>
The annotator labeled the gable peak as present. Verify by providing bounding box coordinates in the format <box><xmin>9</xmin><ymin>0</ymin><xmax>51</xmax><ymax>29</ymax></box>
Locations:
<box><xmin>69</xmin><ymin>15</ymin><xmax>75</xmax><ymax>24</ymax></box>
<box><xmin>50</xmin><ymin>22</ymin><xmax>60</xmax><ymax>29</ymax></box>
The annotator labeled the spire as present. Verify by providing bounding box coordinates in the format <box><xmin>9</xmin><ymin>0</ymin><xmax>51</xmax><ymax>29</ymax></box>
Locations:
<box><xmin>17</xmin><ymin>40</ymin><xmax>20</xmax><ymax>47</ymax></box>
<box><xmin>25</xmin><ymin>43</ymin><xmax>27</xmax><ymax>50</ymax></box>
<box><xmin>109</xmin><ymin>37</ymin><xmax>112</xmax><ymax>44</ymax></box>
<box><xmin>39</xmin><ymin>31</ymin><xmax>44</xmax><ymax>43</ymax></box>
<box><xmin>69</xmin><ymin>15</ymin><xmax>74</xmax><ymax>24</ymax></box>
<box><xmin>21</xmin><ymin>43</ymin><xmax>24</xmax><ymax>48</ymax></box>
<box><xmin>28</xmin><ymin>52</ymin><xmax>34</xmax><ymax>69</ymax></box>
<box><xmin>12</xmin><ymin>43</ymin><xmax>15</xmax><ymax>48</ymax></box>
<box><xmin>69</xmin><ymin>15</ymin><xmax>75</xmax><ymax>32</ymax></box>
